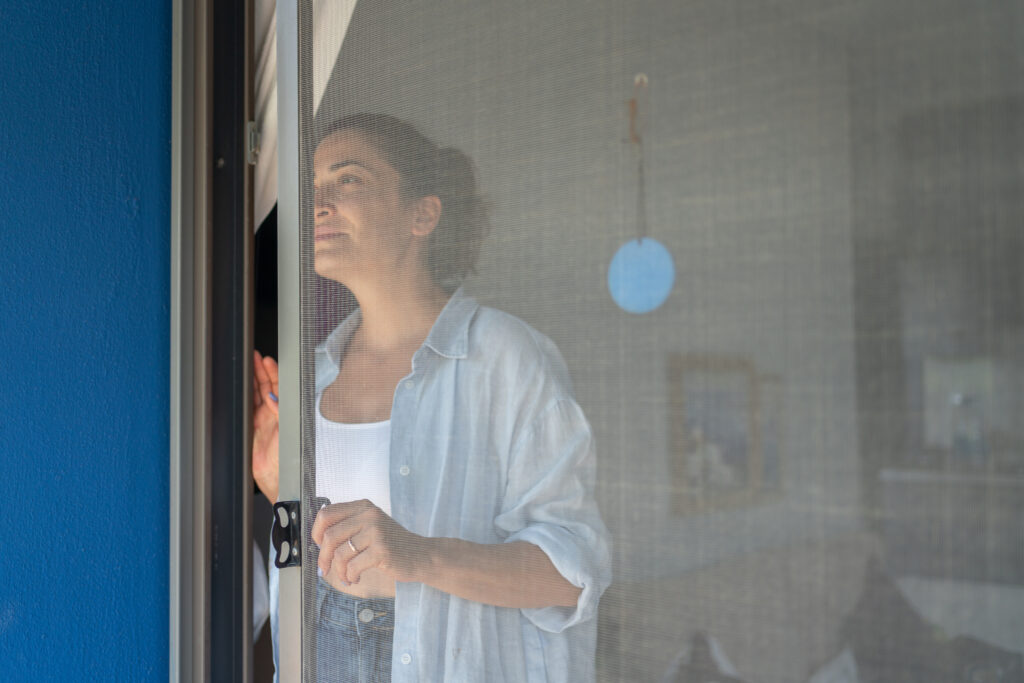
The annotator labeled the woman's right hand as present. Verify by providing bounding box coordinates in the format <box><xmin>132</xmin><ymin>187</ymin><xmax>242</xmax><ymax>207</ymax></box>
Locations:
<box><xmin>253</xmin><ymin>350</ymin><xmax>280</xmax><ymax>504</ymax></box>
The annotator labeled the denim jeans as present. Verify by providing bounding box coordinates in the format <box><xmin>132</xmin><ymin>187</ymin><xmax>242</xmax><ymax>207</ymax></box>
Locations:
<box><xmin>316</xmin><ymin>579</ymin><xmax>395</xmax><ymax>683</ymax></box>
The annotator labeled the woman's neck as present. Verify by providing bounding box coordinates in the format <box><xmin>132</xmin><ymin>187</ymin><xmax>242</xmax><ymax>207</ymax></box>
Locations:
<box><xmin>350</xmin><ymin>273</ymin><xmax>450</xmax><ymax>354</ymax></box>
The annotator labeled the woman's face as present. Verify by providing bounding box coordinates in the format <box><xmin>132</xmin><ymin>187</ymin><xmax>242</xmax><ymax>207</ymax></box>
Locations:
<box><xmin>312</xmin><ymin>130</ymin><xmax>428</xmax><ymax>289</ymax></box>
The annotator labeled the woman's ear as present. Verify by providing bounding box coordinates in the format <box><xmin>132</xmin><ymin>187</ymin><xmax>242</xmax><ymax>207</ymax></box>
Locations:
<box><xmin>411</xmin><ymin>195</ymin><xmax>441</xmax><ymax>236</ymax></box>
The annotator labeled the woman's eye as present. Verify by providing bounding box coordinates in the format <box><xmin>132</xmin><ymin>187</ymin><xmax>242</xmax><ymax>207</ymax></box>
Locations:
<box><xmin>339</xmin><ymin>174</ymin><xmax>361</xmax><ymax>185</ymax></box>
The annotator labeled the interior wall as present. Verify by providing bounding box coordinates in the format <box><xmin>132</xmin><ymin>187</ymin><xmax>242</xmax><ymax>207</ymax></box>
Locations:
<box><xmin>0</xmin><ymin>2</ymin><xmax>170</xmax><ymax>678</ymax></box>
<box><xmin>849</xmin><ymin>4</ymin><xmax>1024</xmax><ymax>518</ymax></box>
<box><xmin>319</xmin><ymin>0</ymin><xmax>862</xmax><ymax>583</ymax></box>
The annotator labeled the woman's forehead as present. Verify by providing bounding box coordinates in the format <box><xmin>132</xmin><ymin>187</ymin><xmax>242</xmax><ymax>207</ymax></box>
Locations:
<box><xmin>314</xmin><ymin>130</ymin><xmax>399</xmax><ymax>180</ymax></box>
<box><xmin>315</xmin><ymin>130</ymin><xmax>375</xmax><ymax>163</ymax></box>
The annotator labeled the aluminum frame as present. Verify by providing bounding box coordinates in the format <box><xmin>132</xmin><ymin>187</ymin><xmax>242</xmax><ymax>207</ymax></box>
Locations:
<box><xmin>171</xmin><ymin>0</ymin><xmax>212</xmax><ymax>678</ymax></box>
<box><xmin>275</xmin><ymin>0</ymin><xmax>303</xmax><ymax>680</ymax></box>
<box><xmin>171</xmin><ymin>0</ymin><xmax>255</xmax><ymax>678</ymax></box>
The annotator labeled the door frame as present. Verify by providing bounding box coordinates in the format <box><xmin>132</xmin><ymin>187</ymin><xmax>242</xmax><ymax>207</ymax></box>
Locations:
<box><xmin>170</xmin><ymin>0</ymin><xmax>255</xmax><ymax>679</ymax></box>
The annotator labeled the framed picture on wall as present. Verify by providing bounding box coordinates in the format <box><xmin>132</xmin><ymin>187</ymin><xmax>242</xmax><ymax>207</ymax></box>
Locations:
<box><xmin>669</xmin><ymin>353</ymin><xmax>782</xmax><ymax>515</ymax></box>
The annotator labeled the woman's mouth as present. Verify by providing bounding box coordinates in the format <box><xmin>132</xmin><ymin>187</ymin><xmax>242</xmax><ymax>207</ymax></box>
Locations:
<box><xmin>315</xmin><ymin>226</ymin><xmax>347</xmax><ymax>241</ymax></box>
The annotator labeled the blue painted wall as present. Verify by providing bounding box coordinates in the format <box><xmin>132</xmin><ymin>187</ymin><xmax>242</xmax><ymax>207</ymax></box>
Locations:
<box><xmin>0</xmin><ymin>2</ymin><xmax>170</xmax><ymax>679</ymax></box>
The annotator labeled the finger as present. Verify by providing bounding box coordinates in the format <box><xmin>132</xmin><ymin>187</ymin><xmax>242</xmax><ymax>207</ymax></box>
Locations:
<box><xmin>345</xmin><ymin>533</ymin><xmax>377</xmax><ymax>584</ymax></box>
<box><xmin>253</xmin><ymin>353</ymin><xmax>270</xmax><ymax>400</ymax></box>
<box><xmin>264</xmin><ymin>392</ymin><xmax>279</xmax><ymax>416</ymax></box>
<box><xmin>263</xmin><ymin>355</ymin><xmax>279</xmax><ymax>393</ymax></box>
<box><xmin>320</xmin><ymin>525</ymin><xmax>361</xmax><ymax>576</ymax></box>
<box><xmin>328</xmin><ymin>542</ymin><xmax>353</xmax><ymax>583</ymax></box>
<box><xmin>254</xmin><ymin>353</ymin><xmax>280</xmax><ymax>414</ymax></box>
<box><xmin>311</xmin><ymin>500</ymin><xmax>371</xmax><ymax>546</ymax></box>
<box><xmin>254</xmin><ymin>350</ymin><xmax>270</xmax><ymax>384</ymax></box>
<box><xmin>316</xmin><ymin>515</ymin><xmax>365</xmax><ymax>575</ymax></box>
<box><xmin>346</xmin><ymin>528</ymin><xmax>371</xmax><ymax>558</ymax></box>
<box><xmin>326</xmin><ymin>530</ymin><xmax>370</xmax><ymax>586</ymax></box>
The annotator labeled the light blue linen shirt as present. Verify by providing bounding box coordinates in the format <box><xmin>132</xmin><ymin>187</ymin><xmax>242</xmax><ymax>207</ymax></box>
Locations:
<box><xmin>270</xmin><ymin>288</ymin><xmax>611</xmax><ymax>681</ymax></box>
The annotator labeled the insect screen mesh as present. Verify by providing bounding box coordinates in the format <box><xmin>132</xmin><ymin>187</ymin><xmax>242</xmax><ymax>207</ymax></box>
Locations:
<box><xmin>282</xmin><ymin>1</ymin><xmax>1024</xmax><ymax>681</ymax></box>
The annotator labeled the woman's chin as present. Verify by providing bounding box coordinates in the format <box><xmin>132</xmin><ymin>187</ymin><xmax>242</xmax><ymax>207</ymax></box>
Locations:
<box><xmin>314</xmin><ymin>254</ymin><xmax>352</xmax><ymax>283</ymax></box>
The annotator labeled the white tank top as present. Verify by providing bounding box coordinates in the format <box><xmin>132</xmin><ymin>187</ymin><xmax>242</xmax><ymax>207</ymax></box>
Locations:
<box><xmin>315</xmin><ymin>391</ymin><xmax>392</xmax><ymax>516</ymax></box>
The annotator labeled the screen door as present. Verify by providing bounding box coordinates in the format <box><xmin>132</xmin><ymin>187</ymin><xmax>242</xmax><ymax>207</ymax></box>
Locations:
<box><xmin>273</xmin><ymin>1</ymin><xmax>1024</xmax><ymax>681</ymax></box>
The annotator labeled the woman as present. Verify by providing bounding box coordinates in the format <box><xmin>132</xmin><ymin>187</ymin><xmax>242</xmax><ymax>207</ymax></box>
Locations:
<box><xmin>253</xmin><ymin>113</ymin><xmax>610</xmax><ymax>682</ymax></box>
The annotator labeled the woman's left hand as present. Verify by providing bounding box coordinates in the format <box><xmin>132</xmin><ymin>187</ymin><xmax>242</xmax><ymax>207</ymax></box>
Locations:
<box><xmin>312</xmin><ymin>500</ymin><xmax>427</xmax><ymax>586</ymax></box>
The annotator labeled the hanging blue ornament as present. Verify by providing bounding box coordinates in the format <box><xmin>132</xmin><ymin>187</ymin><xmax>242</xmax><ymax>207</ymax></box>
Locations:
<box><xmin>608</xmin><ymin>75</ymin><xmax>674</xmax><ymax>314</ymax></box>
<box><xmin>608</xmin><ymin>237</ymin><xmax>675</xmax><ymax>314</ymax></box>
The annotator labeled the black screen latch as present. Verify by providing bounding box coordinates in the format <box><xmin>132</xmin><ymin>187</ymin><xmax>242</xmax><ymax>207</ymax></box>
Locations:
<box><xmin>271</xmin><ymin>500</ymin><xmax>301</xmax><ymax>568</ymax></box>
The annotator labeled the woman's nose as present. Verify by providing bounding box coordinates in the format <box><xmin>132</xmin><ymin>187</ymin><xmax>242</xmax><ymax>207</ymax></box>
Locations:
<box><xmin>314</xmin><ymin>188</ymin><xmax>335</xmax><ymax>218</ymax></box>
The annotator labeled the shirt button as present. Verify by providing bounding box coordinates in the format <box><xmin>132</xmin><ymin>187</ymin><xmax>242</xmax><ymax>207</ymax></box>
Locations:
<box><xmin>358</xmin><ymin>608</ymin><xmax>374</xmax><ymax>623</ymax></box>
<box><xmin>400</xmin><ymin>653</ymin><xmax>412</xmax><ymax>665</ymax></box>
<box><xmin>399</xmin><ymin>465</ymin><xmax>410</xmax><ymax>476</ymax></box>
<box><xmin>404</xmin><ymin>380</ymin><xmax>414</xmax><ymax>390</ymax></box>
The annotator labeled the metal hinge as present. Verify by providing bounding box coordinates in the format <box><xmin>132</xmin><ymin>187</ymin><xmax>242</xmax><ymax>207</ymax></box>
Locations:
<box><xmin>246</xmin><ymin>121</ymin><xmax>260</xmax><ymax>166</ymax></box>
<box><xmin>271</xmin><ymin>501</ymin><xmax>301</xmax><ymax>568</ymax></box>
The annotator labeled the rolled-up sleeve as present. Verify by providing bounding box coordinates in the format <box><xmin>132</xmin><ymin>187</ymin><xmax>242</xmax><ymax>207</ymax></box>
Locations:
<box><xmin>494</xmin><ymin>397</ymin><xmax>612</xmax><ymax>633</ymax></box>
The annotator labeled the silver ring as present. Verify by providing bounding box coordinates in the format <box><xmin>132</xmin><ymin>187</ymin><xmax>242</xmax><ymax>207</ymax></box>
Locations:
<box><xmin>348</xmin><ymin>539</ymin><xmax>357</xmax><ymax>553</ymax></box>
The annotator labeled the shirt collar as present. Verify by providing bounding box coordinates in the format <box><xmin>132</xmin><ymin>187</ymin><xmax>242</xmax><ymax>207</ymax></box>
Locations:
<box><xmin>318</xmin><ymin>287</ymin><xmax>478</xmax><ymax>366</ymax></box>
<box><xmin>422</xmin><ymin>287</ymin><xmax>478</xmax><ymax>359</ymax></box>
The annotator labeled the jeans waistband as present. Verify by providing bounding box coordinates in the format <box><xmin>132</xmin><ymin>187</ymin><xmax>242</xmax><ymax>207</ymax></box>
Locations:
<box><xmin>316</xmin><ymin>578</ymin><xmax>395</xmax><ymax>632</ymax></box>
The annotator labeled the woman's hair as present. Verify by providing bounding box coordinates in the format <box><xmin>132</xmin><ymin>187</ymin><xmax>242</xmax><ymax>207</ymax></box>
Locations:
<box><xmin>316</xmin><ymin>113</ymin><xmax>490</xmax><ymax>292</ymax></box>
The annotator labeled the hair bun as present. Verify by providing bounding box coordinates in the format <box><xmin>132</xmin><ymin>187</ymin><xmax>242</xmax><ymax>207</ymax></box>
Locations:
<box><xmin>435</xmin><ymin>146</ymin><xmax>474</xmax><ymax>184</ymax></box>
